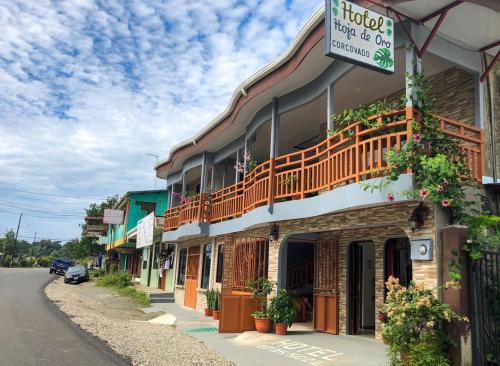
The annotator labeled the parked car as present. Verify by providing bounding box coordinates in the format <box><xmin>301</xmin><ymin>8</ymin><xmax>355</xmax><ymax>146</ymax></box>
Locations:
<box><xmin>49</xmin><ymin>258</ymin><xmax>73</xmax><ymax>275</ymax></box>
<box><xmin>64</xmin><ymin>266</ymin><xmax>89</xmax><ymax>284</ymax></box>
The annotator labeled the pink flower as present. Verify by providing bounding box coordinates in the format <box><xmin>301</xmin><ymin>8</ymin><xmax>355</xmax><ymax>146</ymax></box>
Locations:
<box><xmin>441</xmin><ymin>199</ymin><xmax>450</xmax><ymax>208</ymax></box>
<box><xmin>442</xmin><ymin>179</ymin><xmax>449</xmax><ymax>187</ymax></box>
<box><xmin>387</xmin><ymin>193</ymin><xmax>395</xmax><ymax>201</ymax></box>
<box><xmin>413</xmin><ymin>133</ymin><xmax>421</xmax><ymax>143</ymax></box>
<box><xmin>436</xmin><ymin>185</ymin><xmax>444</xmax><ymax>192</ymax></box>
<box><xmin>419</xmin><ymin>188</ymin><xmax>429</xmax><ymax>199</ymax></box>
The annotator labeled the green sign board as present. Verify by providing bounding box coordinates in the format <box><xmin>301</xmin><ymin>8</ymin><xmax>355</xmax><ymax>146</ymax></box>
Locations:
<box><xmin>325</xmin><ymin>0</ymin><xmax>395</xmax><ymax>74</ymax></box>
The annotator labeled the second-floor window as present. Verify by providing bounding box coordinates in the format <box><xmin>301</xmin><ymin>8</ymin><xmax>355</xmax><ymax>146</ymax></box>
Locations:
<box><xmin>200</xmin><ymin>244</ymin><xmax>212</xmax><ymax>289</ymax></box>
<box><xmin>177</xmin><ymin>248</ymin><xmax>187</xmax><ymax>285</ymax></box>
<box><xmin>136</xmin><ymin>201</ymin><xmax>156</xmax><ymax>215</ymax></box>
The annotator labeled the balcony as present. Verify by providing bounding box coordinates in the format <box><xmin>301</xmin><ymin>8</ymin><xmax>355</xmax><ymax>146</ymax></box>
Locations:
<box><xmin>164</xmin><ymin>107</ymin><xmax>483</xmax><ymax>233</ymax></box>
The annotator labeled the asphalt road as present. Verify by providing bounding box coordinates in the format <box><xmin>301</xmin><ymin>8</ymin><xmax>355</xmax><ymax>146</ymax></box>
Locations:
<box><xmin>0</xmin><ymin>268</ymin><xmax>128</xmax><ymax>366</ymax></box>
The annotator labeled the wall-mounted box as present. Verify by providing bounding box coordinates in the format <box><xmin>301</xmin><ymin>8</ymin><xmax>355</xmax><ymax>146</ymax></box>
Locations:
<box><xmin>410</xmin><ymin>238</ymin><xmax>433</xmax><ymax>260</ymax></box>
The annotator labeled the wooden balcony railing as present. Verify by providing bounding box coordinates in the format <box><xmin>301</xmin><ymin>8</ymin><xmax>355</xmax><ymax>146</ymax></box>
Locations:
<box><xmin>164</xmin><ymin>193</ymin><xmax>208</xmax><ymax>231</ymax></box>
<box><xmin>164</xmin><ymin>107</ymin><xmax>484</xmax><ymax>232</ymax></box>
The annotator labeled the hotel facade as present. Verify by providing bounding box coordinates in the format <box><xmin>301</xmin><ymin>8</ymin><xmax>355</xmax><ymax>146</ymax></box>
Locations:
<box><xmin>154</xmin><ymin>1</ymin><xmax>499</xmax><ymax>340</ymax></box>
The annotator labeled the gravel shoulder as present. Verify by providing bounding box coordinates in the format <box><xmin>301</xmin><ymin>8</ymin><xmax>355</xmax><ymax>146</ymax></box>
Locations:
<box><xmin>45</xmin><ymin>277</ymin><xmax>233</xmax><ymax>366</ymax></box>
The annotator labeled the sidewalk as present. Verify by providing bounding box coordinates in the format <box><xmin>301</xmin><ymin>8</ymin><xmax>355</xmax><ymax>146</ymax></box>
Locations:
<box><xmin>146</xmin><ymin>302</ymin><xmax>388</xmax><ymax>366</ymax></box>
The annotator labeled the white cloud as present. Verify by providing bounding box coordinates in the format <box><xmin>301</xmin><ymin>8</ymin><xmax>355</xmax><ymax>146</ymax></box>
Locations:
<box><xmin>0</xmin><ymin>0</ymin><xmax>323</xmax><ymax>240</ymax></box>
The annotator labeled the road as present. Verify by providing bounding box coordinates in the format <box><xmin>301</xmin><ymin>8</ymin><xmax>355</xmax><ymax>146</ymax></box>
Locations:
<box><xmin>0</xmin><ymin>268</ymin><xmax>128</xmax><ymax>366</ymax></box>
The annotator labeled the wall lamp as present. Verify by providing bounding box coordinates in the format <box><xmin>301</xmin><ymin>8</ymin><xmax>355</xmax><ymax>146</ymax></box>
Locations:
<box><xmin>269</xmin><ymin>223</ymin><xmax>280</xmax><ymax>242</ymax></box>
<box><xmin>408</xmin><ymin>202</ymin><xmax>429</xmax><ymax>232</ymax></box>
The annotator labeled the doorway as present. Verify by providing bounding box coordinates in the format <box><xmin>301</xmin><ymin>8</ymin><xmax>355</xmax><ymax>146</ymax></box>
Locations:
<box><xmin>384</xmin><ymin>238</ymin><xmax>412</xmax><ymax>296</ymax></box>
<box><xmin>285</xmin><ymin>241</ymin><xmax>315</xmax><ymax>323</ymax></box>
<box><xmin>348</xmin><ymin>241</ymin><xmax>375</xmax><ymax>336</ymax></box>
<box><xmin>184</xmin><ymin>246</ymin><xmax>200</xmax><ymax>309</ymax></box>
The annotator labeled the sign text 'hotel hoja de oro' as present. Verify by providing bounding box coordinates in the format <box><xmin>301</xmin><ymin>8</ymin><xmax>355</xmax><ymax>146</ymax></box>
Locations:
<box><xmin>325</xmin><ymin>0</ymin><xmax>395</xmax><ymax>74</ymax></box>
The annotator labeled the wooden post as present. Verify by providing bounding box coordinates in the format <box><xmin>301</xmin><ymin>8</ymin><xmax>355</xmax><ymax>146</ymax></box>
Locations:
<box><xmin>355</xmin><ymin>125</ymin><xmax>360</xmax><ymax>182</ymax></box>
<box><xmin>406</xmin><ymin>106</ymin><xmax>414</xmax><ymax>174</ymax></box>
<box><xmin>441</xmin><ymin>225</ymin><xmax>472</xmax><ymax>366</ymax></box>
<box><xmin>268</xmin><ymin>158</ymin><xmax>275</xmax><ymax>206</ymax></box>
<box><xmin>300</xmin><ymin>151</ymin><xmax>305</xmax><ymax>199</ymax></box>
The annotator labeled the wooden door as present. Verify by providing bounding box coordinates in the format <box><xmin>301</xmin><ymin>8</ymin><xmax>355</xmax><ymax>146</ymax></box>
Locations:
<box><xmin>219</xmin><ymin>236</ymin><xmax>268</xmax><ymax>333</ymax></box>
<box><xmin>160</xmin><ymin>270</ymin><xmax>167</xmax><ymax>290</ymax></box>
<box><xmin>313</xmin><ymin>239</ymin><xmax>339</xmax><ymax>334</ymax></box>
<box><xmin>184</xmin><ymin>246</ymin><xmax>200</xmax><ymax>309</ymax></box>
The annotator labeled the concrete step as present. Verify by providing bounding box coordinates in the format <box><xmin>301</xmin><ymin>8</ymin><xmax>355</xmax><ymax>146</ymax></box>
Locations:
<box><xmin>150</xmin><ymin>298</ymin><xmax>175</xmax><ymax>303</ymax></box>
<box><xmin>148</xmin><ymin>292</ymin><xmax>175</xmax><ymax>303</ymax></box>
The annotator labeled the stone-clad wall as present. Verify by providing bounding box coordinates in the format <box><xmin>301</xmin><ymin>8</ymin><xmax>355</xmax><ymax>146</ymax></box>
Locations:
<box><xmin>216</xmin><ymin>201</ymin><xmax>443</xmax><ymax>339</ymax></box>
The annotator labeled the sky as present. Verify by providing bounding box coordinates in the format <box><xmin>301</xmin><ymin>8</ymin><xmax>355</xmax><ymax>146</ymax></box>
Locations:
<box><xmin>0</xmin><ymin>0</ymin><xmax>323</xmax><ymax>242</ymax></box>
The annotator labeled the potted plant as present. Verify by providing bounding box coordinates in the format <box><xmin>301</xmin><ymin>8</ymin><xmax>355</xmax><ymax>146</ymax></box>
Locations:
<box><xmin>268</xmin><ymin>289</ymin><xmax>296</xmax><ymax>335</ymax></box>
<box><xmin>247</xmin><ymin>277</ymin><xmax>275</xmax><ymax>333</ymax></box>
<box><xmin>204</xmin><ymin>289</ymin><xmax>214</xmax><ymax>317</ymax></box>
<box><xmin>212</xmin><ymin>289</ymin><xmax>221</xmax><ymax>320</ymax></box>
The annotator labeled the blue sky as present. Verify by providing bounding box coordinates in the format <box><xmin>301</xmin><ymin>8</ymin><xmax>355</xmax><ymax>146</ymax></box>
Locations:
<box><xmin>0</xmin><ymin>0</ymin><xmax>323</xmax><ymax>242</ymax></box>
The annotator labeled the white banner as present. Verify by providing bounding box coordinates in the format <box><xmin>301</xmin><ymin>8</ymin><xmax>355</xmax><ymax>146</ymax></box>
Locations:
<box><xmin>103</xmin><ymin>209</ymin><xmax>124</xmax><ymax>224</ymax></box>
<box><xmin>136</xmin><ymin>212</ymin><xmax>155</xmax><ymax>249</ymax></box>
<box><xmin>326</xmin><ymin>0</ymin><xmax>395</xmax><ymax>73</ymax></box>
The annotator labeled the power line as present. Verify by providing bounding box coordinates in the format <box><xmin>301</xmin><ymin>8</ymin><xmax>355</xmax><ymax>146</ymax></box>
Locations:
<box><xmin>0</xmin><ymin>208</ymin><xmax>83</xmax><ymax>220</ymax></box>
<box><xmin>0</xmin><ymin>186</ymin><xmax>108</xmax><ymax>201</ymax></box>
<box><xmin>0</xmin><ymin>200</ymin><xmax>85</xmax><ymax>215</ymax></box>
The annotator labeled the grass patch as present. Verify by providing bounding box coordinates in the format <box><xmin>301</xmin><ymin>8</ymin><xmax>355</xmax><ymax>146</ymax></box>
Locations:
<box><xmin>95</xmin><ymin>271</ymin><xmax>150</xmax><ymax>307</ymax></box>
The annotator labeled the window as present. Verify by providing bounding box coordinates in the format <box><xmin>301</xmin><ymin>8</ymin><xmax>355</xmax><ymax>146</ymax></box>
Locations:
<box><xmin>136</xmin><ymin>201</ymin><xmax>157</xmax><ymax>215</ymax></box>
<box><xmin>232</xmin><ymin>238</ymin><xmax>269</xmax><ymax>291</ymax></box>
<box><xmin>200</xmin><ymin>244</ymin><xmax>212</xmax><ymax>289</ymax></box>
<box><xmin>215</xmin><ymin>244</ymin><xmax>224</xmax><ymax>283</ymax></box>
<box><xmin>177</xmin><ymin>248</ymin><xmax>187</xmax><ymax>285</ymax></box>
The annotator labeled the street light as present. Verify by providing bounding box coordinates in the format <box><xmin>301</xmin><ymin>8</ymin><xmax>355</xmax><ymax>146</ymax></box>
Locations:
<box><xmin>146</xmin><ymin>153</ymin><xmax>159</xmax><ymax>190</ymax></box>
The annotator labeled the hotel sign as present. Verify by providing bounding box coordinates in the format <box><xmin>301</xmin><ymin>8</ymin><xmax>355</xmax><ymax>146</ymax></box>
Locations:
<box><xmin>325</xmin><ymin>0</ymin><xmax>395</xmax><ymax>74</ymax></box>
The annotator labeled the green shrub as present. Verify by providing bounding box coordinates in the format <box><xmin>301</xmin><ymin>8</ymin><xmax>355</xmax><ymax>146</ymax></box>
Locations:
<box><xmin>96</xmin><ymin>272</ymin><xmax>132</xmax><ymax>288</ymax></box>
<box><xmin>268</xmin><ymin>289</ymin><xmax>296</xmax><ymax>327</ymax></box>
<box><xmin>116</xmin><ymin>287</ymin><xmax>150</xmax><ymax>307</ymax></box>
<box><xmin>90</xmin><ymin>268</ymin><xmax>105</xmax><ymax>278</ymax></box>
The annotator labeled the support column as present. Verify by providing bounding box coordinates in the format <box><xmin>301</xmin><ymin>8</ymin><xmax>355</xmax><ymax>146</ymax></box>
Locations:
<box><xmin>243</xmin><ymin>138</ymin><xmax>248</xmax><ymax>175</ymax></box>
<box><xmin>168</xmin><ymin>184</ymin><xmax>174</xmax><ymax>207</ymax></box>
<box><xmin>405</xmin><ymin>44</ymin><xmax>422</xmax><ymax>107</ymax></box>
<box><xmin>222</xmin><ymin>167</ymin><xmax>226</xmax><ymax>188</ymax></box>
<box><xmin>270</xmin><ymin>97</ymin><xmax>279</xmax><ymax>158</ymax></box>
<box><xmin>181</xmin><ymin>174</ymin><xmax>186</xmax><ymax>195</ymax></box>
<box><xmin>210</xmin><ymin>165</ymin><xmax>215</xmax><ymax>191</ymax></box>
<box><xmin>327</xmin><ymin>83</ymin><xmax>335</xmax><ymax>131</ymax></box>
<box><xmin>235</xmin><ymin>149</ymin><xmax>240</xmax><ymax>183</ymax></box>
<box><xmin>474</xmin><ymin>73</ymin><xmax>485</xmax><ymax>128</ymax></box>
<box><xmin>200</xmin><ymin>153</ymin><xmax>209</xmax><ymax>194</ymax></box>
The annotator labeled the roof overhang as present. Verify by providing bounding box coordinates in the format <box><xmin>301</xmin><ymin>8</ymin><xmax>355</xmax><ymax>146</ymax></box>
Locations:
<box><xmin>155</xmin><ymin>0</ymin><xmax>499</xmax><ymax>179</ymax></box>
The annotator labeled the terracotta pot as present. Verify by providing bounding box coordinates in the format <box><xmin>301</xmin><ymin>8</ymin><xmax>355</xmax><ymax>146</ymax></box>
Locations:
<box><xmin>204</xmin><ymin>308</ymin><xmax>213</xmax><ymax>317</ymax></box>
<box><xmin>275</xmin><ymin>323</ymin><xmax>288</xmax><ymax>335</ymax></box>
<box><xmin>212</xmin><ymin>310</ymin><xmax>220</xmax><ymax>320</ymax></box>
<box><xmin>254</xmin><ymin>317</ymin><xmax>271</xmax><ymax>333</ymax></box>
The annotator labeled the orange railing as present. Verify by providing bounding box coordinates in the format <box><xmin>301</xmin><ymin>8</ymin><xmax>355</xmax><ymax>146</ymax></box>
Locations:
<box><xmin>164</xmin><ymin>193</ymin><xmax>207</xmax><ymax>231</ymax></box>
<box><xmin>164</xmin><ymin>107</ymin><xmax>483</xmax><ymax>232</ymax></box>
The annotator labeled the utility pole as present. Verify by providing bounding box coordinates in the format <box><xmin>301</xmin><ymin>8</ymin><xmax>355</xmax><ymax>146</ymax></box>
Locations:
<box><xmin>31</xmin><ymin>232</ymin><xmax>37</xmax><ymax>259</ymax></box>
<box><xmin>146</xmin><ymin>153</ymin><xmax>159</xmax><ymax>190</ymax></box>
<box><xmin>11</xmin><ymin>212</ymin><xmax>22</xmax><ymax>268</ymax></box>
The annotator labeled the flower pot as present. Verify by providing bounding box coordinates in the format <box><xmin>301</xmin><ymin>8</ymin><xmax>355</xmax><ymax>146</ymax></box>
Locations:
<box><xmin>204</xmin><ymin>308</ymin><xmax>213</xmax><ymax>317</ymax></box>
<box><xmin>275</xmin><ymin>323</ymin><xmax>288</xmax><ymax>335</ymax></box>
<box><xmin>212</xmin><ymin>310</ymin><xmax>220</xmax><ymax>320</ymax></box>
<box><xmin>254</xmin><ymin>317</ymin><xmax>271</xmax><ymax>333</ymax></box>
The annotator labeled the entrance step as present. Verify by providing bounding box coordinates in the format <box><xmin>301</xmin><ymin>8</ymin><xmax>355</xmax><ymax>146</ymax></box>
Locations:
<box><xmin>148</xmin><ymin>292</ymin><xmax>175</xmax><ymax>303</ymax></box>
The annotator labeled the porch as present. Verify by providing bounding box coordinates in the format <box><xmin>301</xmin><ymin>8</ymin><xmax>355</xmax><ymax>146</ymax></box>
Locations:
<box><xmin>163</xmin><ymin>107</ymin><xmax>483</xmax><ymax>233</ymax></box>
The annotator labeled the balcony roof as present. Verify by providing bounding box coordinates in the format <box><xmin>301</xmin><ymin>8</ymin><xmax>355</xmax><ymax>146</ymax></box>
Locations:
<box><xmin>155</xmin><ymin>0</ymin><xmax>498</xmax><ymax>179</ymax></box>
